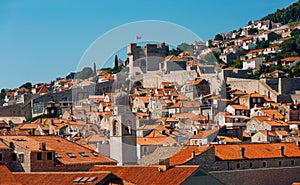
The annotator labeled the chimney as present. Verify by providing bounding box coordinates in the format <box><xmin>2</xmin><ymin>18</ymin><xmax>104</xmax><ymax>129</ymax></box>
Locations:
<box><xmin>191</xmin><ymin>150</ymin><xmax>195</xmax><ymax>158</ymax></box>
<box><xmin>266</xmin><ymin>130</ymin><xmax>269</xmax><ymax>142</ymax></box>
<box><xmin>158</xmin><ymin>158</ymin><xmax>170</xmax><ymax>172</ymax></box>
<box><xmin>39</xmin><ymin>142</ymin><xmax>46</xmax><ymax>151</ymax></box>
<box><xmin>240</xmin><ymin>147</ymin><xmax>245</xmax><ymax>158</ymax></box>
<box><xmin>280</xmin><ymin>146</ymin><xmax>284</xmax><ymax>156</ymax></box>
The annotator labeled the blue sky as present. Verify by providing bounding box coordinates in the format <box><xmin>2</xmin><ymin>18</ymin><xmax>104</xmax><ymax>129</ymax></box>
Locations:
<box><xmin>0</xmin><ymin>0</ymin><xmax>296</xmax><ymax>89</ymax></box>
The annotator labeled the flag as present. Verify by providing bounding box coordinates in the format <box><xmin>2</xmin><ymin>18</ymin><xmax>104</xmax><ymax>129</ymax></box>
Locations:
<box><xmin>136</xmin><ymin>36</ymin><xmax>142</xmax><ymax>40</ymax></box>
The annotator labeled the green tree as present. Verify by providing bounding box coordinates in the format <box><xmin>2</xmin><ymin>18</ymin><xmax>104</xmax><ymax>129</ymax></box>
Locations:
<box><xmin>292</xmin><ymin>60</ymin><xmax>300</xmax><ymax>77</ymax></box>
<box><xmin>177</xmin><ymin>43</ymin><xmax>194</xmax><ymax>51</ymax></box>
<box><xmin>0</xmin><ymin>89</ymin><xmax>5</xmax><ymax>99</ymax></box>
<box><xmin>248</xmin><ymin>28</ymin><xmax>258</xmax><ymax>35</ymax></box>
<box><xmin>19</xmin><ymin>82</ymin><xmax>32</xmax><ymax>90</ymax></box>
<box><xmin>256</xmin><ymin>40</ymin><xmax>270</xmax><ymax>49</ymax></box>
<box><xmin>214</xmin><ymin>34</ymin><xmax>223</xmax><ymax>41</ymax></box>
<box><xmin>168</xmin><ymin>47</ymin><xmax>183</xmax><ymax>56</ymax></box>
<box><xmin>262</xmin><ymin>1</ymin><xmax>300</xmax><ymax>25</ymax></box>
<box><xmin>75</xmin><ymin>67</ymin><xmax>94</xmax><ymax>79</ymax></box>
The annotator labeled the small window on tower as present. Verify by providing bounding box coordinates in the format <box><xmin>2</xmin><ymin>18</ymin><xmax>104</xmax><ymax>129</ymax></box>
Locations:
<box><xmin>37</xmin><ymin>152</ymin><xmax>42</xmax><ymax>160</ymax></box>
<box><xmin>47</xmin><ymin>152</ymin><xmax>52</xmax><ymax>160</ymax></box>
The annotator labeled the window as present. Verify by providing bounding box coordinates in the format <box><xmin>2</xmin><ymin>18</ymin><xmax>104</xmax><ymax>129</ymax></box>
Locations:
<box><xmin>291</xmin><ymin>160</ymin><xmax>295</xmax><ymax>165</ymax></box>
<box><xmin>47</xmin><ymin>152</ymin><xmax>52</xmax><ymax>160</ymax></box>
<box><xmin>236</xmin><ymin>163</ymin><xmax>240</xmax><ymax>169</ymax></box>
<box><xmin>279</xmin><ymin>161</ymin><xmax>282</xmax><ymax>166</ymax></box>
<box><xmin>91</xmin><ymin>151</ymin><xmax>98</xmax><ymax>156</ymax></box>
<box><xmin>79</xmin><ymin>152</ymin><xmax>89</xmax><ymax>157</ymax></box>
<box><xmin>12</xmin><ymin>153</ymin><xmax>17</xmax><ymax>161</ymax></box>
<box><xmin>18</xmin><ymin>153</ymin><xmax>24</xmax><ymax>163</ymax></box>
<box><xmin>0</xmin><ymin>153</ymin><xmax>2</xmax><ymax>161</ymax></box>
<box><xmin>249</xmin><ymin>163</ymin><xmax>253</xmax><ymax>168</ymax></box>
<box><xmin>37</xmin><ymin>152</ymin><xmax>42</xmax><ymax>160</ymax></box>
<box><xmin>66</xmin><ymin>153</ymin><xmax>76</xmax><ymax>158</ymax></box>
<box><xmin>263</xmin><ymin>162</ymin><xmax>266</xmax><ymax>167</ymax></box>
<box><xmin>55</xmin><ymin>153</ymin><xmax>61</xmax><ymax>158</ymax></box>
<box><xmin>112</xmin><ymin>120</ymin><xmax>119</xmax><ymax>136</ymax></box>
<box><xmin>257</xmin><ymin>98</ymin><xmax>261</xmax><ymax>103</ymax></box>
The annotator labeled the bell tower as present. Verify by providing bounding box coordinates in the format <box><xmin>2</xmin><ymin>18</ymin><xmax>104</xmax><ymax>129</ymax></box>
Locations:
<box><xmin>110</xmin><ymin>91</ymin><xmax>137</xmax><ymax>165</ymax></box>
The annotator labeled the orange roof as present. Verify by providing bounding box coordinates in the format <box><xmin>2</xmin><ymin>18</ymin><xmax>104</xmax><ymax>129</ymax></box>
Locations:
<box><xmin>261</xmin><ymin>109</ymin><xmax>285</xmax><ymax>120</ymax></box>
<box><xmin>232</xmin><ymin>90</ymin><xmax>246</xmax><ymax>95</ymax></box>
<box><xmin>217</xmin><ymin>136</ymin><xmax>241</xmax><ymax>143</ymax></box>
<box><xmin>169</xmin><ymin>146</ymin><xmax>212</xmax><ymax>166</ymax></box>
<box><xmin>193</xmin><ymin>78</ymin><xmax>206</xmax><ymax>85</ymax></box>
<box><xmin>190</xmin><ymin>128</ymin><xmax>219</xmax><ymax>139</ymax></box>
<box><xmin>247</xmin><ymin>49</ymin><xmax>264</xmax><ymax>55</ymax></box>
<box><xmin>253</xmin><ymin>116</ymin><xmax>271</xmax><ymax>123</ymax></box>
<box><xmin>258</xmin><ymin>130</ymin><xmax>277</xmax><ymax>137</ymax></box>
<box><xmin>37</xmin><ymin>85</ymin><xmax>51</xmax><ymax>95</ymax></box>
<box><xmin>0</xmin><ymin>136</ymin><xmax>117</xmax><ymax>165</ymax></box>
<box><xmin>169</xmin><ymin>102</ymin><xmax>181</xmax><ymax>108</ymax></box>
<box><xmin>214</xmin><ymin>142</ymin><xmax>300</xmax><ymax>160</ymax></box>
<box><xmin>165</xmin><ymin>117</ymin><xmax>179</xmax><ymax>122</ymax></box>
<box><xmin>145</xmin><ymin>129</ymin><xmax>166</xmax><ymax>138</ymax></box>
<box><xmin>241</xmin><ymin>92</ymin><xmax>264</xmax><ymax>98</ymax></box>
<box><xmin>137</xmin><ymin>136</ymin><xmax>178</xmax><ymax>146</ymax></box>
<box><xmin>281</xmin><ymin>57</ymin><xmax>299</xmax><ymax>62</ymax></box>
<box><xmin>0</xmin><ymin>164</ymin><xmax>22</xmax><ymax>185</ymax></box>
<box><xmin>165</xmin><ymin>55</ymin><xmax>186</xmax><ymax>62</ymax></box>
<box><xmin>242</xmin><ymin>131</ymin><xmax>251</xmax><ymax>138</ymax></box>
<box><xmin>13</xmin><ymin>171</ymin><xmax>118</xmax><ymax>185</ymax></box>
<box><xmin>90</xmin><ymin>165</ymin><xmax>199</xmax><ymax>185</ymax></box>
<box><xmin>230</xmin><ymin>104</ymin><xmax>249</xmax><ymax>110</ymax></box>
<box><xmin>136</xmin><ymin>96</ymin><xmax>150</xmax><ymax>103</ymax></box>
<box><xmin>264</xmin><ymin>120</ymin><xmax>289</xmax><ymax>127</ymax></box>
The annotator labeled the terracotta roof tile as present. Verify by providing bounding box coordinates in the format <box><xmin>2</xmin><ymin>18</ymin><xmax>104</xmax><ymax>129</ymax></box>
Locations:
<box><xmin>89</xmin><ymin>165</ymin><xmax>199</xmax><ymax>185</ymax></box>
<box><xmin>137</xmin><ymin>136</ymin><xmax>178</xmax><ymax>146</ymax></box>
<box><xmin>169</xmin><ymin>146</ymin><xmax>212</xmax><ymax>166</ymax></box>
<box><xmin>215</xmin><ymin>142</ymin><xmax>300</xmax><ymax>160</ymax></box>
<box><xmin>0</xmin><ymin>164</ymin><xmax>22</xmax><ymax>185</ymax></box>
<box><xmin>190</xmin><ymin>128</ymin><xmax>219</xmax><ymax>139</ymax></box>
<box><xmin>13</xmin><ymin>171</ymin><xmax>117</xmax><ymax>185</ymax></box>
<box><xmin>0</xmin><ymin>136</ymin><xmax>117</xmax><ymax>165</ymax></box>
<box><xmin>261</xmin><ymin>109</ymin><xmax>285</xmax><ymax>120</ymax></box>
<box><xmin>230</xmin><ymin>104</ymin><xmax>250</xmax><ymax>110</ymax></box>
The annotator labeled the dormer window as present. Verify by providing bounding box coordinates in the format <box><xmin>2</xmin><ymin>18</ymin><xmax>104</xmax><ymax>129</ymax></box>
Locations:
<box><xmin>55</xmin><ymin>153</ymin><xmax>61</xmax><ymax>158</ymax></box>
<box><xmin>66</xmin><ymin>153</ymin><xmax>76</xmax><ymax>158</ymax></box>
<box><xmin>79</xmin><ymin>152</ymin><xmax>89</xmax><ymax>157</ymax></box>
<box><xmin>91</xmin><ymin>151</ymin><xmax>98</xmax><ymax>156</ymax></box>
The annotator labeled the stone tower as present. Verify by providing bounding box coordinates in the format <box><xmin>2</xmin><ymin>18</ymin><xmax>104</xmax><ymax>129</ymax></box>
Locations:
<box><xmin>109</xmin><ymin>91</ymin><xmax>137</xmax><ymax>165</ymax></box>
<box><xmin>127</xmin><ymin>42</ymin><xmax>169</xmax><ymax>76</ymax></box>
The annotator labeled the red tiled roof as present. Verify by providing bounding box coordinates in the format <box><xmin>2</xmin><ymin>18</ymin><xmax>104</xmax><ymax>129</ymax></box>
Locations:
<box><xmin>253</xmin><ymin>116</ymin><xmax>271</xmax><ymax>123</ymax></box>
<box><xmin>0</xmin><ymin>164</ymin><xmax>22</xmax><ymax>185</ymax></box>
<box><xmin>214</xmin><ymin>142</ymin><xmax>300</xmax><ymax>160</ymax></box>
<box><xmin>169</xmin><ymin>146</ymin><xmax>212</xmax><ymax>166</ymax></box>
<box><xmin>0</xmin><ymin>136</ymin><xmax>117</xmax><ymax>165</ymax></box>
<box><xmin>230</xmin><ymin>104</ymin><xmax>250</xmax><ymax>110</ymax></box>
<box><xmin>137</xmin><ymin>136</ymin><xmax>178</xmax><ymax>146</ymax></box>
<box><xmin>190</xmin><ymin>128</ymin><xmax>219</xmax><ymax>139</ymax></box>
<box><xmin>13</xmin><ymin>171</ymin><xmax>118</xmax><ymax>185</ymax></box>
<box><xmin>281</xmin><ymin>57</ymin><xmax>299</xmax><ymax>62</ymax></box>
<box><xmin>261</xmin><ymin>109</ymin><xmax>285</xmax><ymax>120</ymax></box>
<box><xmin>193</xmin><ymin>78</ymin><xmax>206</xmax><ymax>85</ymax></box>
<box><xmin>89</xmin><ymin>165</ymin><xmax>199</xmax><ymax>185</ymax></box>
<box><xmin>247</xmin><ymin>49</ymin><xmax>264</xmax><ymax>55</ymax></box>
